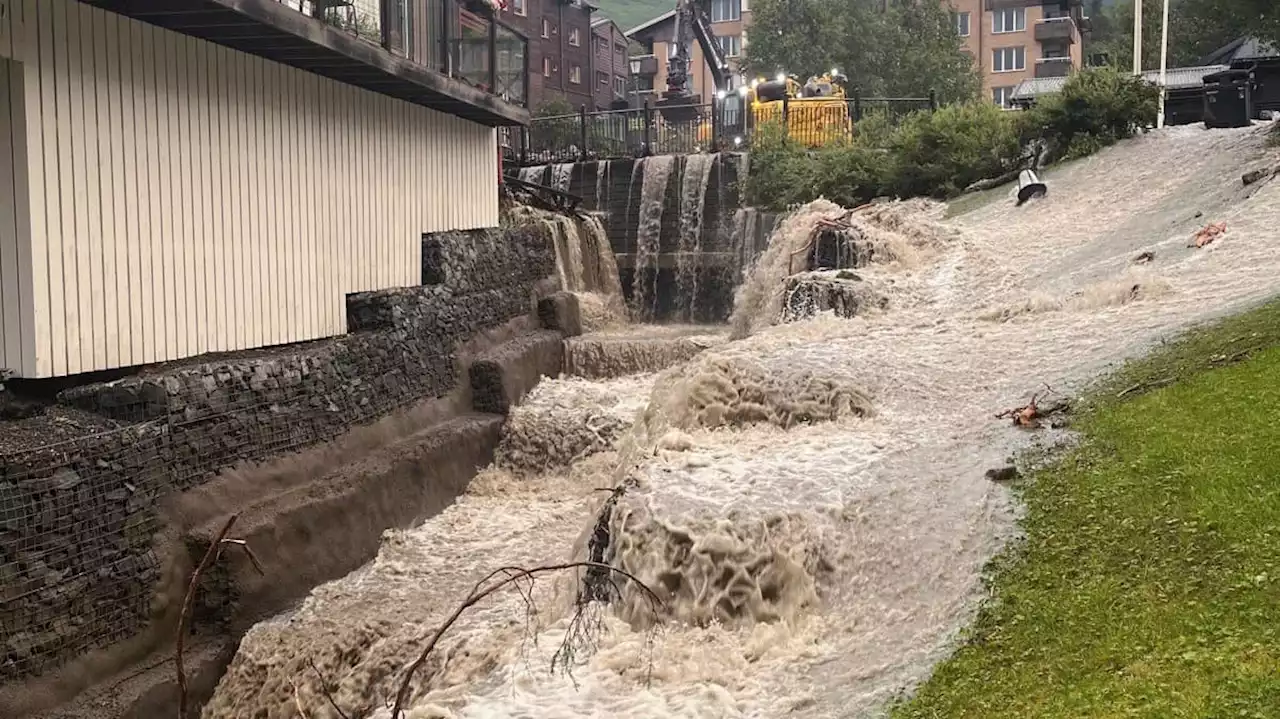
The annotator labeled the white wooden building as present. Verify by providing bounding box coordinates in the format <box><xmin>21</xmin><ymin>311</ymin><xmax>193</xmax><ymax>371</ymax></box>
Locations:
<box><xmin>0</xmin><ymin>0</ymin><xmax>528</xmax><ymax>378</ymax></box>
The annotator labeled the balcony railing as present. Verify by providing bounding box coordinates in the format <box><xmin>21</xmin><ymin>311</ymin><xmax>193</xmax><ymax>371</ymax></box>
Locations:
<box><xmin>274</xmin><ymin>0</ymin><xmax>528</xmax><ymax>105</ymax></box>
<box><xmin>1035</xmin><ymin>56</ymin><xmax>1074</xmax><ymax>78</ymax></box>
<box><xmin>1035</xmin><ymin>17</ymin><xmax>1077</xmax><ymax>43</ymax></box>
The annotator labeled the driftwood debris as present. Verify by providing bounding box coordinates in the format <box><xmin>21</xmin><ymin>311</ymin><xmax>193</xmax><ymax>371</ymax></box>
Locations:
<box><xmin>176</xmin><ymin>515</ymin><xmax>264</xmax><ymax>719</ymax></box>
<box><xmin>995</xmin><ymin>386</ymin><xmax>1070</xmax><ymax>429</ymax></box>
<box><xmin>1190</xmin><ymin>222</ymin><xmax>1227</xmax><ymax>248</ymax></box>
<box><xmin>389</xmin><ymin>561</ymin><xmax>663</xmax><ymax>719</ymax></box>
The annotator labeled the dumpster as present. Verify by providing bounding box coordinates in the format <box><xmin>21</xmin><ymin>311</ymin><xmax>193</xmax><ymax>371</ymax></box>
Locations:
<box><xmin>1203</xmin><ymin>69</ymin><xmax>1253</xmax><ymax>128</ymax></box>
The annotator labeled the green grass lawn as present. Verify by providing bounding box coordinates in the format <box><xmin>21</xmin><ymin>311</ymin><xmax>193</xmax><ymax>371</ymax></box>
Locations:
<box><xmin>893</xmin><ymin>303</ymin><xmax>1280</xmax><ymax>719</ymax></box>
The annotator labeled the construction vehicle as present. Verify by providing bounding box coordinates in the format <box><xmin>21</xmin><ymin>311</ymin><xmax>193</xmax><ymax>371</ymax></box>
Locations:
<box><xmin>746</xmin><ymin>72</ymin><xmax>853</xmax><ymax>148</ymax></box>
<box><xmin>659</xmin><ymin>0</ymin><xmax>853</xmax><ymax>149</ymax></box>
<box><xmin>658</xmin><ymin>0</ymin><xmax>731</xmax><ymax>124</ymax></box>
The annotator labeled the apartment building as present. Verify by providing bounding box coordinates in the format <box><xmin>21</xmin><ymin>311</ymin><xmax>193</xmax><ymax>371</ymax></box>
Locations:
<box><xmin>499</xmin><ymin>0</ymin><xmax>597</xmax><ymax>112</ymax></box>
<box><xmin>591</xmin><ymin>18</ymin><xmax>631</xmax><ymax>110</ymax></box>
<box><xmin>627</xmin><ymin>0</ymin><xmax>752</xmax><ymax>106</ymax></box>
<box><xmin>950</xmin><ymin>0</ymin><xmax>1085</xmax><ymax>107</ymax></box>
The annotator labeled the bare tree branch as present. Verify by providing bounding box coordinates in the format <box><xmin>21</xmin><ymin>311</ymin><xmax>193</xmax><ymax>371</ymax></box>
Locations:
<box><xmin>389</xmin><ymin>561</ymin><xmax>663</xmax><ymax>719</ymax></box>
<box><xmin>306</xmin><ymin>659</ymin><xmax>353</xmax><ymax>719</ymax></box>
<box><xmin>176</xmin><ymin>514</ymin><xmax>238</xmax><ymax>719</ymax></box>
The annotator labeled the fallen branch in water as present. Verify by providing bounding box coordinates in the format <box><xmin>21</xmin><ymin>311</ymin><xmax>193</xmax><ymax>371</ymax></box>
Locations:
<box><xmin>389</xmin><ymin>561</ymin><xmax>663</xmax><ymax>719</ymax></box>
<box><xmin>175</xmin><ymin>514</ymin><xmax>264</xmax><ymax>719</ymax></box>
<box><xmin>306</xmin><ymin>659</ymin><xmax>352</xmax><ymax>719</ymax></box>
<box><xmin>996</xmin><ymin>385</ymin><xmax>1070</xmax><ymax>429</ymax></box>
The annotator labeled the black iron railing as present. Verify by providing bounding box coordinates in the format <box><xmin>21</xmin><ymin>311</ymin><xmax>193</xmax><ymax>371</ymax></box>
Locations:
<box><xmin>503</xmin><ymin>92</ymin><xmax>936</xmax><ymax>166</ymax></box>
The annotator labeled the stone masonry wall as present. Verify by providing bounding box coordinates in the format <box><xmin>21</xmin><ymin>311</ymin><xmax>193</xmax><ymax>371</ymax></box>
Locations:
<box><xmin>0</xmin><ymin>224</ymin><xmax>557</xmax><ymax>682</ymax></box>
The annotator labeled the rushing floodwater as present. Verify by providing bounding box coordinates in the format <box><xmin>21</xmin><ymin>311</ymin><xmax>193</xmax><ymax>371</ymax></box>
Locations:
<box><xmin>205</xmin><ymin>124</ymin><xmax>1280</xmax><ymax>719</ymax></box>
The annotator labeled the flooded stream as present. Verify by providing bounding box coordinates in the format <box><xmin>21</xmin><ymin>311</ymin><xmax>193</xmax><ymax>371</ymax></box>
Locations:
<box><xmin>205</xmin><ymin>124</ymin><xmax>1280</xmax><ymax>719</ymax></box>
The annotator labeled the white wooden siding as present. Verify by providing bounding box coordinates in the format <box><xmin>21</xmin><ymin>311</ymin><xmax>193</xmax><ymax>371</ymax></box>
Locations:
<box><xmin>1</xmin><ymin>0</ymin><xmax>499</xmax><ymax>378</ymax></box>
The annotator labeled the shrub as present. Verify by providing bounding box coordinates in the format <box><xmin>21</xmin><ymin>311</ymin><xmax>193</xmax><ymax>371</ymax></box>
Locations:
<box><xmin>886</xmin><ymin>102</ymin><xmax>1022</xmax><ymax>198</ymax></box>
<box><xmin>1021</xmin><ymin>68</ymin><xmax>1160</xmax><ymax>160</ymax></box>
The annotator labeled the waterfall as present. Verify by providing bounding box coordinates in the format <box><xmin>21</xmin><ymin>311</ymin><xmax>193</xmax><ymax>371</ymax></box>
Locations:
<box><xmin>595</xmin><ymin>161</ymin><xmax>611</xmax><ymax>213</ymax></box>
<box><xmin>631</xmin><ymin>156</ymin><xmax>676</xmax><ymax>321</ymax></box>
<box><xmin>675</xmin><ymin>154</ymin><xmax>716</xmax><ymax>322</ymax></box>
<box><xmin>550</xmin><ymin>163</ymin><xmax>573</xmax><ymax>193</ymax></box>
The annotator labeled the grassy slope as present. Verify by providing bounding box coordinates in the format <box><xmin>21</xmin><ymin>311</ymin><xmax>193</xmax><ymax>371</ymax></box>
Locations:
<box><xmin>592</xmin><ymin>0</ymin><xmax>672</xmax><ymax>32</ymax></box>
<box><xmin>893</xmin><ymin>302</ymin><xmax>1280</xmax><ymax>719</ymax></box>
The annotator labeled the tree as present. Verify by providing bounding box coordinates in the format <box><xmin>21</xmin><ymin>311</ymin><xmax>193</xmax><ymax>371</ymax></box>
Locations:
<box><xmin>742</xmin><ymin>0</ymin><xmax>980</xmax><ymax>104</ymax></box>
<box><xmin>1087</xmin><ymin>0</ymin><xmax>1280</xmax><ymax>72</ymax></box>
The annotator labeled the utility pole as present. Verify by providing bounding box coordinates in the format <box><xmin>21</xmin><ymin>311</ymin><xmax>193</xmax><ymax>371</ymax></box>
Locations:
<box><xmin>1133</xmin><ymin>0</ymin><xmax>1143</xmax><ymax>75</ymax></box>
<box><xmin>1157</xmin><ymin>0</ymin><xmax>1170</xmax><ymax>128</ymax></box>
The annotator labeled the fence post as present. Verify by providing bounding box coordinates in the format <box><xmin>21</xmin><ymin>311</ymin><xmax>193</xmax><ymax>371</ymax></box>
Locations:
<box><xmin>782</xmin><ymin>94</ymin><xmax>790</xmax><ymax>138</ymax></box>
<box><xmin>711</xmin><ymin>98</ymin><xmax>720</xmax><ymax>152</ymax></box>
<box><xmin>643</xmin><ymin>100</ymin><xmax>654</xmax><ymax>156</ymax></box>
<box><xmin>929</xmin><ymin>89</ymin><xmax>938</xmax><ymax>112</ymax></box>
<box><xmin>579</xmin><ymin>105</ymin><xmax>589</xmax><ymax>162</ymax></box>
<box><xmin>853</xmin><ymin>90</ymin><xmax>862</xmax><ymax>123</ymax></box>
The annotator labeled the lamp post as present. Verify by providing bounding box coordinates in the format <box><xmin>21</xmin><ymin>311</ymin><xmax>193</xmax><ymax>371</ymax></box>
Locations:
<box><xmin>1133</xmin><ymin>0</ymin><xmax>1143</xmax><ymax>75</ymax></box>
<box><xmin>1157</xmin><ymin>0</ymin><xmax>1171</xmax><ymax>128</ymax></box>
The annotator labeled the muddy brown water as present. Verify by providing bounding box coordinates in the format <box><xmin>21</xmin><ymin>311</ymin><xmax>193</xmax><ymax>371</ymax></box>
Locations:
<box><xmin>206</xmin><ymin>123</ymin><xmax>1280</xmax><ymax>719</ymax></box>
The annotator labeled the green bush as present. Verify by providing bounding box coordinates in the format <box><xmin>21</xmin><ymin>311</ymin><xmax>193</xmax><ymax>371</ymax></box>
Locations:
<box><xmin>887</xmin><ymin>102</ymin><xmax>1022</xmax><ymax>198</ymax></box>
<box><xmin>1020</xmin><ymin>68</ymin><xmax>1160</xmax><ymax>160</ymax></box>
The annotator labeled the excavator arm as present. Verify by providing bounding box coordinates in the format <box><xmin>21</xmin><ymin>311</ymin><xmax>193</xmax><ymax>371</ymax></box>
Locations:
<box><xmin>663</xmin><ymin>0</ymin><xmax>731</xmax><ymax>103</ymax></box>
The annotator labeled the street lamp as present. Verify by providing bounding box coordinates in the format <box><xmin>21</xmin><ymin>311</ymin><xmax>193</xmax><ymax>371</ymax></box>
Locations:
<box><xmin>1157</xmin><ymin>0</ymin><xmax>1171</xmax><ymax>128</ymax></box>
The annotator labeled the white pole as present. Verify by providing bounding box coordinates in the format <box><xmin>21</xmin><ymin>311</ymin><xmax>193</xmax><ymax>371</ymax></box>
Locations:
<box><xmin>1157</xmin><ymin>0</ymin><xmax>1170</xmax><ymax>128</ymax></box>
<box><xmin>1133</xmin><ymin>0</ymin><xmax>1143</xmax><ymax>75</ymax></box>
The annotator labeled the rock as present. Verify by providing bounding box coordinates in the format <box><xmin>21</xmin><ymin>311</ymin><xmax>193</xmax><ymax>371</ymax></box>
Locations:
<box><xmin>1242</xmin><ymin>168</ymin><xmax>1270</xmax><ymax>186</ymax></box>
<box><xmin>985</xmin><ymin>466</ymin><xmax>1020</xmax><ymax>482</ymax></box>
<box><xmin>1133</xmin><ymin>251</ymin><xmax>1155</xmax><ymax>264</ymax></box>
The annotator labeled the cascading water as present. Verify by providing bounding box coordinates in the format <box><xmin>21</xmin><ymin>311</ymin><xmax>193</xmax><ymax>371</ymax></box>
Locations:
<box><xmin>631</xmin><ymin>155</ymin><xmax>676</xmax><ymax>320</ymax></box>
<box><xmin>674</xmin><ymin>154</ymin><xmax>716</xmax><ymax>322</ymax></box>
<box><xmin>207</xmin><ymin>125</ymin><xmax>1280</xmax><ymax>719</ymax></box>
<box><xmin>550</xmin><ymin>163</ymin><xmax>574</xmax><ymax>193</ymax></box>
<box><xmin>595</xmin><ymin>160</ymin><xmax>612</xmax><ymax>213</ymax></box>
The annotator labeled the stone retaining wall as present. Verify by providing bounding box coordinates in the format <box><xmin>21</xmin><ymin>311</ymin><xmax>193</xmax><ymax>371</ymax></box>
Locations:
<box><xmin>0</xmin><ymin>224</ymin><xmax>557</xmax><ymax>684</ymax></box>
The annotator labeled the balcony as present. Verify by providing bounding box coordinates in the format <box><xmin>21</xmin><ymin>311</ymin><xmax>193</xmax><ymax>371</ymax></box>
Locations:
<box><xmin>81</xmin><ymin>0</ymin><xmax>529</xmax><ymax>126</ymax></box>
<box><xmin>1035</xmin><ymin>17</ymin><xmax>1077</xmax><ymax>43</ymax></box>
<box><xmin>985</xmin><ymin>0</ymin><xmax>1082</xmax><ymax>9</ymax></box>
<box><xmin>1035</xmin><ymin>56</ymin><xmax>1074</xmax><ymax>78</ymax></box>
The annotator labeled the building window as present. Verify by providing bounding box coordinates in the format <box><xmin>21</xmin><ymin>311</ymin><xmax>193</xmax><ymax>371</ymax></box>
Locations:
<box><xmin>953</xmin><ymin>11</ymin><xmax>971</xmax><ymax>37</ymax></box>
<box><xmin>993</xmin><ymin>8</ymin><xmax>1025</xmax><ymax>34</ymax></box>
<box><xmin>569</xmin><ymin>27</ymin><xmax>581</xmax><ymax>46</ymax></box>
<box><xmin>993</xmin><ymin>86</ymin><xmax>1015</xmax><ymax>108</ymax></box>
<box><xmin>570</xmin><ymin>65</ymin><xmax>582</xmax><ymax>84</ymax></box>
<box><xmin>614</xmin><ymin>75</ymin><xmax>626</xmax><ymax>96</ymax></box>
<box><xmin>511</xmin><ymin>0</ymin><xmax>526</xmax><ymax>16</ymax></box>
<box><xmin>717</xmin><ymin>34</ymin><xmax>742</xmax><ymax>57</ymax></box>
<box><xmin>597</xmin><ymin>70</ymin><xmax>609</xmax><ymax>86</ymax></box>
<box><xmin>992</xmin><ymin>46</ymin><xmax>1026</xmax><ymax>72</ymax></box>
<box><xmin>542</xmin><ymin>19</ymin><xmax>551</xmax><ymax>38</ymax></box>
<box><xmin>711</xmin><ymin>0</ymin><xmax>741</xmax><ymax>23</ymax></box>
<box><xmin>543</xmin><ymin>56</ymin><xmax>552</xmax><ymax>76</ymax></box>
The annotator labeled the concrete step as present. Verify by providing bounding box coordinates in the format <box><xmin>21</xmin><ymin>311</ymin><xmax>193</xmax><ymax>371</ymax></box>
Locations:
<box><xmin>186</xmin><ymin>413</ymin><xmax>504</xmax><ymax>632</ymax></box>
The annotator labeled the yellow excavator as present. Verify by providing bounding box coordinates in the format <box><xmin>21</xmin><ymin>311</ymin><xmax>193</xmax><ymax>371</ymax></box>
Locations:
<box><xmin>747</xmin><ymin>72</ymin><xmax>853</xmax><ymax>148</ymax></box>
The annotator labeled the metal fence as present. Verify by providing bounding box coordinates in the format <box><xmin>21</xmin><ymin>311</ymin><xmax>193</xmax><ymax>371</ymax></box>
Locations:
<box><xmin>503</xmin><ymin>93</ymin><xmax>936</xmax><ymax>166</ymax></box>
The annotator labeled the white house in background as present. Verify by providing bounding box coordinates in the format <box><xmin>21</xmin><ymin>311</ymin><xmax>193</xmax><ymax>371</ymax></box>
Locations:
<box><xmin>0</xmin><ymin>0</ymin><xmax>529</xmax><ymax>379</ymax></box>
